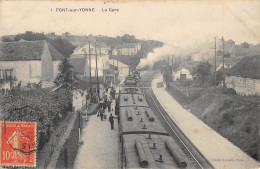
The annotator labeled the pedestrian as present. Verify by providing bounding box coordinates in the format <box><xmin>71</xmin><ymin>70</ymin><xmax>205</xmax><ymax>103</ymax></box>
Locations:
<box><xmin>108</xmin><ymin>114</ymin><xmax>116</xmax><ymax>130</ymax></box>
<box><xmin>107</xmin><ymin>100</ymin><xmax>112</xmax><ymax>113</ymax></box>
<box><xmin>115</xmin><ymin>98</ymin><xmax>119</xmax><ymax>116</ymax></box>
<box><xmin>103</xmin><ymin>99</ymin><xmax>107</xmax><ymax>110</ymax></box>
<box><xmin>117</xmin><ymin>114</ymin><xmax>120</xmax><ymax>125</ymax></box>
<box><xmin>99</xmin><ymin>99</ymin><xmax>104</xmax><ymax>109</ymax></box>
<box><xmin>99</xmin><ymin>108</ymin><xmax>105</xmax><ymax>121</ymax></box>
<box><xmin>103</xmin><ymin>95</ymin><xmax>107</xmax><ymax>109</ymax></box>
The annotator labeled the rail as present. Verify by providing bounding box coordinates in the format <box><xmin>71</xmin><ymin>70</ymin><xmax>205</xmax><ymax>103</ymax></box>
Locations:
<box><xmin>147</xmin><ymin>88</ymin><xmax>204</xmax><ymax>169</ymax></box>
<box><xmin>139</xmin><ymin>71</ymin><xmax>213</xmax><ymax>169</ymax></box>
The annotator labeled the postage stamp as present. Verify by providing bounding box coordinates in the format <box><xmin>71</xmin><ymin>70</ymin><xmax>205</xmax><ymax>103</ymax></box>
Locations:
<box><xmin>0</xmin><ymin>122</ymin><xmax>36</xmax><ymax>167</ymax></box>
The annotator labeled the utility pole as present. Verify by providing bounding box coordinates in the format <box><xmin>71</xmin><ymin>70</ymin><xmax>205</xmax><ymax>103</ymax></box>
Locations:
<box><xmin>168</xmin><ymin>55</ymin><xmax>170</xmax><ymax>69</ymax></box>
<box><xmin>171</xmin><ymin>54</ymin><xmax>174</xmax><ymax>74</ymax></box>
<box><xmin>95</xmin><ymin>42</ymin><xmax>100</xmax><ymax>100</ymax></box>
<box><xmin>222</xmin><ymin>36</ymin><xmax>225</xmax><ymax>87</ymax></box>
<box><xmin>215</xmin><ymin>37</ymin><xmax>217</xmax><ymax>86</ymax></box>
<box><xmin>88</xmin><ymin>41</ymin><xmax>92</xmax><ymax>90</ymax></box>
<box><xmin>117</xmin><ymin>60</ymin><xmax>119</xmax><ymax>80</ymax></box>
<box><xmin>98</xmin><ymin>44</ymin><xmax>101</xmax><ymax>100</ymax></box>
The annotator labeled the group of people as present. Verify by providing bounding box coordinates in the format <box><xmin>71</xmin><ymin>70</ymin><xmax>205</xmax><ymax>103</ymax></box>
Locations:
<box><xmin>97</xmin><ymin>87</ymin><xmax>118</xmax><ymax>130</ymax></box>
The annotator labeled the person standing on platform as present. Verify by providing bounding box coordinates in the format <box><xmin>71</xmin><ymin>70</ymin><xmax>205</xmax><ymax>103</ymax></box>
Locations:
<box><xmin>109</xmin><ymin>114</ymin><xmax>116</xmax><ymax>130</ymax></box>
<box><xmin>99</xmin><ymin>108</ymin><xmax>105</xmax><ymax>121</ymax></box>
<box><xmin>99</xmin><ymin>99</ymin><xmax>104</xmax><ymax>110</ymax></box>
<box><xmin>107</xmin><ymin>99</ymin><xmax>112</xmax><ymax>113</ymax></box>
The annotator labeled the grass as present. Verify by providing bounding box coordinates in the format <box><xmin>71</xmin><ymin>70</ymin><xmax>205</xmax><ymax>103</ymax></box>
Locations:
<box><xmin>167</xmin><ymin>84</ymin><xmax>260</xmax><ymax>161</ymax></box>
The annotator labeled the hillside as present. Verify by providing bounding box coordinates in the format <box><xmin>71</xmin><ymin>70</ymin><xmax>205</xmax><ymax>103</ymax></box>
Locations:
<box><xmin>189</xmin><ymin>93</ymin><xmax>259</xmax><ymax>161</ymax></box>
<box><xmin>63</xmin><ymin>34</ymin><xmax>163</xmax><ymax>69</ymax></box>
<box><xmin>167</xmin><ymin>84</ymin><xmax>260</xmax><ymax>161</ymax></box>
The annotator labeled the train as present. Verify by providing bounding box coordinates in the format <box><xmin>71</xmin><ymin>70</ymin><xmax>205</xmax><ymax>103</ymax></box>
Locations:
<box><xmin>116</xmin><ymin>71</ymin><xmax>190</xmax><ymax>169</ymax></box>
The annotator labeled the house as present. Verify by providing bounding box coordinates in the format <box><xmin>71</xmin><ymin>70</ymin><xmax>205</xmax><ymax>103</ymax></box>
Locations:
<box><xmin>0</xmin><ymin>68</ymin><xmax>14</xmax><ymax>95</ymax></box>
<box><xmin>172</xmin><ymin>61</ymin><xmax>200</xmax><ymax>81</ymax></box>
<box><xmin>112</xmin><ymin>43</ymin><xmax>141</xmax><ymax>56</ymax></box>
<box><xmin>69</xmin><ymin>56</ymin><xmax>106</xmax><ymax>100</ymax></box>
<box><xmin>172</xmin><ymin>67</ymin><xmax>193</xmax><ymax>81</ymax></box>
<box><xmin>71</xmin><ymin>42</ymin><xmax>110</xmax><ymax>70</ymax></box>
<box><xmin>104</xmin><ymin>64</ymin><xmax>119</xmax><ymax>87</ymax></box>
<box><xmin>109</xmin><ymin>59</ymin><xmax>129</xmax><ymax>83</ymax></box>
<box><xmin>51</xmin><ymin>82</ymin><xmax>88</xmax><ymax>111</ymax></box>
<box><xmin>0</xmin><ymin>40</ymin><xmax>64</xmax><ymax>91</ymax></box>
<box><xmin>225</xmin><ymin>55</ymin><xmax>260</xmax><ymax>96</ymax></box>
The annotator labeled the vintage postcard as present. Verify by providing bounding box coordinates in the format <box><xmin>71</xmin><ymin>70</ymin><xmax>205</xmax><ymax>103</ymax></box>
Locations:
<box><xmin>0</xmin><ymin>0</ymin><xmax>259</xmax><ymax>168</ymax></box>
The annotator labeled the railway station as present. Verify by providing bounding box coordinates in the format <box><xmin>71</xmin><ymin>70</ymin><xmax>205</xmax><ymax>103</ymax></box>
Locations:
<box><xmin>71</xmin><ymin>70</ymin><xmax>259</xmax><ymax>169</ymax></box>
<box><xmin>1</xmin><ymin>2</ymin><xmax>260</xmax><ymax>169</ymax></box>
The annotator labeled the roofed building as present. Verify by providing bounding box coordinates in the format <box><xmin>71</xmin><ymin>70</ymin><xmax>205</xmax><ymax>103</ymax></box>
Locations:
<box><xmin>112</xmin><ymin>43</ymin><xmax>141</xmax><ymax>56</ymax></box>
<box><xmin>0</xmin><ymin>40</ymin><xmax>64</xmax><ymax>92</ymax></box>
<box><xmin>225</xmin><ymin>55</ymin><xmax>260</xmax><ymax>96</ymax></box>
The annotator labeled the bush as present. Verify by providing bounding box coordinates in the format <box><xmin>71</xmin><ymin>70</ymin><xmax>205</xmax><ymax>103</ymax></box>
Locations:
<box><xmin>222</xmin><ymin>112</ymin><xmax>234</xmax><ymax>125</ymax></box>
<box><xmin>0</xmin><ymin>88</ymin><xmax>72</xmax><ymax>147</ymax></box>
<box><xmin>222</xmin><ymin>87</ymin><xmax>236</xmax><ymax>94</ymax></box>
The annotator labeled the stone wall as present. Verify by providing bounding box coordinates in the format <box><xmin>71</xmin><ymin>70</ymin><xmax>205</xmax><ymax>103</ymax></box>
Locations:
<box><xmin>225</xmin><ymin>76</ymin><xmax>260</xmax><ymax>96</ymax></box>
<box><xmin>55</xmin><ymin>112</ymin><xmax>83</xmax><ymax>169</ymax></box>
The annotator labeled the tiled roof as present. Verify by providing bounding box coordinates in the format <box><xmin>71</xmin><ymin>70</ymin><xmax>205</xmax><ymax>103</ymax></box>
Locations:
<box><xmin>47</xmin><ymin>42</ymin><xmax>65</xmax><ymax>60</ymax></box>
<box><xmin>0</xmin><ymin>41</ymin><xmax>44</xmax><ymax>60</ymax></box>
<box><xmin>227</xmin><ymin>55</ymin><xmax>260</xmax><ymax>79</ymax></box>
<box><xmin>68</xmin><ymin>57</ymin><xmax>86</xmax><ymax>75</ymax></box>
<box><xmin>0</xmin><ymin>40</ymin><xmax>64</xmax><ymax>61</ymax></box>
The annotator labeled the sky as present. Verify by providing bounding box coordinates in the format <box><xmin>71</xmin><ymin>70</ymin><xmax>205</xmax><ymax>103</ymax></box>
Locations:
<box><xmin>0</xmin><ymin>0</ymin><xmax>260</xmax><ymax>47</ymax></box>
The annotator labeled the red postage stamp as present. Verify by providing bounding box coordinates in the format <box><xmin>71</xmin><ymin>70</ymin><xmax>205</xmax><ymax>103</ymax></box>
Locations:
<box><xmin>0</xmin><ymin>122</ymin><xmax>36</xmax><ymax>167</ymax></box>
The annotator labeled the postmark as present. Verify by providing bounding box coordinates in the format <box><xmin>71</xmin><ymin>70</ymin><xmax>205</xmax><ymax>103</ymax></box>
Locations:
<box><xmin>0</xmin><ymin>122</ymin><xmax>36</xmax><ymax>167</ymax></box>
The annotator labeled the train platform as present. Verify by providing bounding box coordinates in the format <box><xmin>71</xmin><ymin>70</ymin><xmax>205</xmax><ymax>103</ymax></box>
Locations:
<box><xmin>73</xmin><ymin>99</ymin><xmax>119</xmax><ymax>169</ymax></box>
<box><xmin>151</xmin><ymin>74</ymin><xmax>259</xmax><ymax>169</ymax></box>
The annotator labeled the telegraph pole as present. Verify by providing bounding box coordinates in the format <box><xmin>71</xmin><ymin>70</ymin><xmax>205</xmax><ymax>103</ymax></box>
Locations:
<box><xmin>168</xmin><ymin>55</ymin><xmax>170</xmax><ymax>69</ymax></box>
<box><xmin>97</xmin><ymin>44</ymin><xmax>101</xmax><ymax>99</ymax></box>
<box><xmin>117</xmin><ymin>60</ymin><xmax>119</xmax><ymax>80</ymax></box>
<box><xmin>171</xmin><ymin>54</ymin><xmax>174</xmax><ymax>73</ymax></box>
<box><xmin>222</xmin><ymin>36</ymin><xmax>225</xmax><ymax>87</ymax></box>
<box><xmin>88</xmin><ymin>41</ymin><xmax>92</xmax><ymax>90</ymax></box>
<box><xmin>215</xmin><ymin>37</ymin><xmax>217</xmax><ymax>86</ymax></box>
<box><xmin>95</xmin><ymin>42</ymin><xmax>100</xmax><ymax>100</ymax></box>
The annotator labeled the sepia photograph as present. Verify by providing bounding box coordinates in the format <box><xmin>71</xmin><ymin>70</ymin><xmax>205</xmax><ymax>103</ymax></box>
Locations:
<box><xmin>0</xmin><ymin>0</ymin><xmax>259</xmax><ymax>168</ymax></box>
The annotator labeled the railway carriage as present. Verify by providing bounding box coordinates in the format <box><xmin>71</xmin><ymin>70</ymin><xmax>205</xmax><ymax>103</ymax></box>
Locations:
<box><xmin>122</xmin><ymin>134</ymin><xmax>190</xmax><ymax>169</ymax></box>
<box><xmin>117</xmin><ymin>80</ymin><xmax>189</xmax><ymax>168</ymax></box>
<box><xmin>116</xmin><ymin>71</ymin><xmax>213</xmax><ymax>169</ymax></box>
<box><xmin>119</xmin><ymin>106</ymin><xmax>168</xmax><ymax>135</ymax></box>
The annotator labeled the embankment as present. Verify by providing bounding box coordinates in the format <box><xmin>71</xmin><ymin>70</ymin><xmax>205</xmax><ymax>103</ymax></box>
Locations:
<box><xmin>167</xmin><ymin>84</ymin><xmax>260</xmax><ymax>161</ymax></box>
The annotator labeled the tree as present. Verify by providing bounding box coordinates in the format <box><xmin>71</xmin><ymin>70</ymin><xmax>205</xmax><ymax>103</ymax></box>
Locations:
<box><xmin>48</xmin><ymin>36</ymin><xmax>76</xmax><ymax>58</ymax></box>
<box><xmin>2</xmin><ymin>37</ymin><xmax>13</xmax><ymax>42</ymax></box>
<box><xmin>54</xmin><ymin>58</ymin><xmax>78</xmax><ymax>87</ymax></box>
<box><xmin>216</xmin><ymin>69</ymin><xmax>224</xmax><ymax>86</ymax></box>
<box><xmin>63</xmin><ymin>32</ymin><xmax>70</xmax><ymax>37</ymax></box>
<box><xmin>12</xmin><ymin>31</ymin><xmax>76</xmax><ymax>58</ymax></box>
<box><xmin>13</xmin><ymin>31</ymin><xmax>46</xmax><ymax>41</ymax></box>
<box><xmin>163</xmin><ymin>68</ymin><xmax>173</xmax><ymax>84</ymax></box>
<box><xmin>191</xmin><ymin>62</ymin><xmax>212</xmax><ymax>85</ymax></box>
<box><xmin>241</xmin><ymin>42</ymin><xmax>250</xmax><ymax>48</ymax></box>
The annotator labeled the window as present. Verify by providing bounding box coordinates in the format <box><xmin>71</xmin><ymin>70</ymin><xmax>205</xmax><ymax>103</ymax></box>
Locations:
<box><xmin>0</xmin><ymin>70</ymin><xmax>3</xmax><ymax>79</ymax></box>
<box><xmin>1</xmin><ymin>89</ymin><xmax>5</xmax><ymax>95</ymax></box>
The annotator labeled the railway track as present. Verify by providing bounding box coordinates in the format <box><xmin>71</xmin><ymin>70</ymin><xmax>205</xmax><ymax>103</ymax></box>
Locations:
<box><xmin>140</xmin><ymin>71</ymin><xmax>214</xmax><ymax>169</ymax></box>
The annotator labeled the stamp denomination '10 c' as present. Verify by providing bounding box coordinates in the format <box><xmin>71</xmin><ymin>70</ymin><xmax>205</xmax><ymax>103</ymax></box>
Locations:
<box><xmin>0</xmin><ymin>122</ymin><xmax>36</xmax><ymax>167</ymax></box>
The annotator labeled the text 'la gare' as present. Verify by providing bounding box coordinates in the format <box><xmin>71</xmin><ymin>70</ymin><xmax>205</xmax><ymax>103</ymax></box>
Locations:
<box><xmin>102</xmin><ymin>8</ymin><xmax>119</xmax><ymax>12</ymax></box>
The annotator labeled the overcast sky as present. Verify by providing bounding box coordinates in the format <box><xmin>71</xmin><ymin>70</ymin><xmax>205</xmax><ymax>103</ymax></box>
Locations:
<box><xmin>0</xmin><ymin>1</ymin><xmax>259</xmax><ymax>46</ymax></box>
